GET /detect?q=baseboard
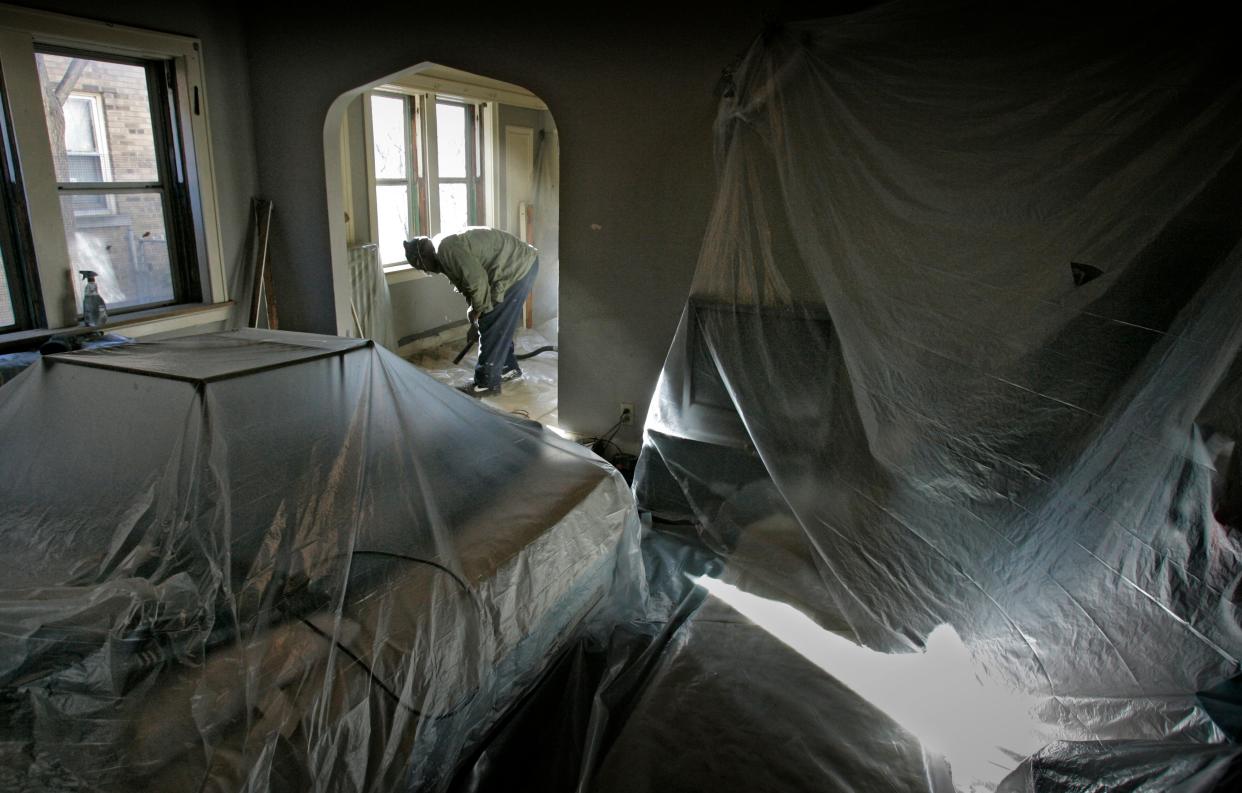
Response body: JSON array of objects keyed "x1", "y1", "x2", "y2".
[{"x1": 398, "y1": 319, "x2": 470, "y2": 358}]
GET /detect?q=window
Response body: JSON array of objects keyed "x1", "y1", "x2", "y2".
[
  {"x1": 0, "y1": 79, "x2": 38, "y2": 332},
  {"x1": 37, "y1": 51, "x2": 188, "y2": 313},
  {"x1": 370, "y1": 93, "x2": 412, "y2": 267},
  {"x1": 0, "y1": 249, "x2": 13, "y2": 329},
  {"x1": 367, "y1": 91, "x2": 485, "y2": 267},
  {"x1": 433, "y1": 99, "x2": 479, "y2": 235},
  {"x1": 0, "y1": 7, "x2": 226, "y2": 341},
  {"x1": 62, "y1": 93, "x2": 113, "y2": 215}
]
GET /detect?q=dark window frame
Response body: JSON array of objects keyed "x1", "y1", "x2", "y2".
[{"x1": 0, "y1": 70, "x2": 43, "y2": 332}]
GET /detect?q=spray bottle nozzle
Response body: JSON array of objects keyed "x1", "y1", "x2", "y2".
[{"x1": 79, "y1": 270, "x2": 98, "y2": 281}]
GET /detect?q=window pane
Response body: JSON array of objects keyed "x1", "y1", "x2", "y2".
[
  {"x1": 67, "y1": 153, "x2": 104, "y2": 183},
  {"x1": 63, "y1": 97, "x2": 97, "y2": 152},
  {"x1": 61, "y1": 192, "x2": 173, "y2": 311},
  {"x1": 436, "y1": 103, "x2": 467, "y2": 178},
  {"x1": 69, "y1": 193, "x2": 111, "y2": 215},
  {"x1": 0, "y1": 249, "x2": 14, "y2": 327},
  {"x1": 37, "y1": 54, "x2": 159, "y2": 183},
  {"x1": 375, "y1": 184, "x2": 409, "y2": 265},
  {"x1": 370, "y1": 95, "x2": 407, "y2": 180},
  {"x1": 439, "y1": 183, "x2": 468, "y2": 233}
]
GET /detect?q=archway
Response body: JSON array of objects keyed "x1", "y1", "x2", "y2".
[{"x1": 323, "y1": 62, "x2": 559, "y2": 422}]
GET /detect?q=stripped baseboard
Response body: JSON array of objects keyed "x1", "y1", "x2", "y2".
[{"x1": 398, "y1": 319, "x2": 470, "y2": 358}]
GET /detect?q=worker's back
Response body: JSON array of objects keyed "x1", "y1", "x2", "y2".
[{"x1": 435, "y1": 227, "x2": 537, "y2": 314}]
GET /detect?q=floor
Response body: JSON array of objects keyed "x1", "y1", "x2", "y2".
[
  {"x1": 408, "y1": 325, "x2": 559, "y2": 426},
  {"x1": 442, "y1": 517, "x2": 943, "y2": 793}
]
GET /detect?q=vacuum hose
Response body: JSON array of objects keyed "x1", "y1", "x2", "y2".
[{"x1": 453, "y1": 321, "x2": 556, "y2": 365}]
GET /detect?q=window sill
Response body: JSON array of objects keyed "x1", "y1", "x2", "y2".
[
  {"x1": 384, "y1": 264, "x2": 430, "y2": 285},
  {"x1": 0, "y1": 301, "x2": 234, "y2": 353}
]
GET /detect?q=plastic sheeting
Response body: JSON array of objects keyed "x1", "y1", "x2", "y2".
[
  {"x1": 410, "y1": 327, "x2": 559, "y2": 426},
  {"x1": 632, "y1": 2, "x2": 1242, "y2": 790},
  {"x1": 348, "y1": 243, "x2": 399, "y2": 351},
  {"x1": 0, "y1": 329, "x2": 641, "y2": 792},
  {"x1": 531, "y1": 127, "x2": 560, "y2": 339}
]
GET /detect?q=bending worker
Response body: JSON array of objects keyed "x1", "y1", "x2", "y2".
[{"x1": 404, "y1": 227, "x2": 539, "y2": 396}]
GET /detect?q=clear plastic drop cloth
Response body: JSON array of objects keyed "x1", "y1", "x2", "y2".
[
  {"x1": 627, "y1": 2, "x2": 1242, "y2": 790},
  {"x1": 409, "y1": 327, "x2": 559, "y2": 426},
  {"x1": 0, "y1": 328, "x2": 641, "y2": 792}
]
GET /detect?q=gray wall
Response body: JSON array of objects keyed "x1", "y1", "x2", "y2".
[
  {"x1": 13, "y1": 0, "x2": 260, "y2": 313},
  {"x1": 13, "y1": 2, "x2": 816, "y2": 446},
  {"x1": 390, "y1": 276, "x2": 467, "y2": 342},
  {"x1": 243, "y1": 10, "x2": 768, "y2": 445}
]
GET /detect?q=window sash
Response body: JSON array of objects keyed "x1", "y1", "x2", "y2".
[
  {"x1": 0, "y1": 78, "x2": 42, "y2": 331},
  {"x1": 34, "y1": 46, "x2": 199, "y2": 317},
  {"x1": 368, "y1": 90, "x2": 486, "y2": 267},
  {"x1": 0, "y1": 7, "x2": 223, "y2": 339}
]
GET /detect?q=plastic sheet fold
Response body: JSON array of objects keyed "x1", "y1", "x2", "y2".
[
  {"x1": 632, "y1": 2, "x2": 1242, "y2": 789},
  {"x1": 0, "y1": 329, "x2": 642, "y2": 792}
]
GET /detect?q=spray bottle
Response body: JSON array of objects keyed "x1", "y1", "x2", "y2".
[{"x1": 79, "y1": 270, "x2": 108, "y2": 328}]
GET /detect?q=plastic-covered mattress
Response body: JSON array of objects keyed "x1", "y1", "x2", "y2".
[{"x1": 0, "y1": 329, "x2": 642, "y2": 792}]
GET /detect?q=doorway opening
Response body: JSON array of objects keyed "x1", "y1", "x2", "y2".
[{"x1": 324, "y1": 63, "x2": 559, "y2": 424}]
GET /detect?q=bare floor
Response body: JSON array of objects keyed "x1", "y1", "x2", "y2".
[{"x1": 408, "y1": 327, "x2": 559, "y2": 426}]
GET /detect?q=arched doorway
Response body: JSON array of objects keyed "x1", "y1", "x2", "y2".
[{"x1": 323, "y1": 62, "x2": 559, "y2": 423}]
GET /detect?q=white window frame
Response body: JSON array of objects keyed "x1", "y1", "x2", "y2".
[
  {"x1": 363, "y1": 88, "x2": 487, "y2": 273},
  {"x1": 364, "y1": 90, "x2": 416, "y2": 268},
  {"x1": 0, "y1": 3, "x2": 228, "y2": 332}
]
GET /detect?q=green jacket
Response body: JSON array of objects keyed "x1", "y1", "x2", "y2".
[{"x1": 433, "y1": 227, "x2": 538, "y2": 316}]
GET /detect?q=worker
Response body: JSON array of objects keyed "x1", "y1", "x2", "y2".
[{"x1": 404, "y1": 227, "x2": 539, "y2": 396}]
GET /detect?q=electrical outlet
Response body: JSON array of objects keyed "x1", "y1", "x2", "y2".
[{"x1": 619, "y1": 402, "x2": 634, "y2": 425}]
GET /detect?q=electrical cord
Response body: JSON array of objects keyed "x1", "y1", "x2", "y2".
[
  {"x1": 581, "y1": 414, "x2": 638, "y2": 478},
  {"x1": 349, "y1": 550, "x2": 473, "y2": 595},
  {"x1": 298, "y1": 550, "x2": 483, "y2": 720}
]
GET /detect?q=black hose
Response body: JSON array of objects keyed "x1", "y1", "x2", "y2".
[
  {"x1": 515, "y1": 345, "x2": 556, "y2": 361},
  {"x1": 298, "y1": 550, "x2": 483, "y2": 720}
]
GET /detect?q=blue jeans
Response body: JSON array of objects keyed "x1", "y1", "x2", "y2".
[{"x1": 475, "y1": 258, "x2": 539, "y2": 389}]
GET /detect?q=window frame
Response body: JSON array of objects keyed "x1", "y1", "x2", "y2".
[
  {"x1": 0, "y1": 67, "x2": 41, "y2": 332},
  {"x1": 61, "y1": 90, "x2": 116, "y2": 217},
  {"x1": 0, "y1": 4, "x2": 228, "y2": 341},
  {"x1": 366, "y1": 90, "x2": 419, "y2": 267},
  {"x1": 364, "y1": 88, "x2": 485, "y2": 269},
  {"x1": 431, "y1": 97, "x2": 479, "y2": 234}
]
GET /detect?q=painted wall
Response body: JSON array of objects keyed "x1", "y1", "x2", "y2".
[
  {"x1": 12, "y1": 0, "x2": 260, "y2": 316},
  {"x1": 12, "y1": 2, "x2": 828, "y2": 446},
  {"x1": 242, "y1": 9, "x2": 772, "y2": 445}
]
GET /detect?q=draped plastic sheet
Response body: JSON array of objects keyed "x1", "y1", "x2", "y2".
[
  {"x1": 632, "y1": 2, "x2": 1242, "y2": 790},
  {"x1": 0, "y1": 329, "x2": 642, "y2": 792}
]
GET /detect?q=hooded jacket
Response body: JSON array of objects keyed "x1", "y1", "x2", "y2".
[{"x1": 430, "y1": 227, "x2": 538, "y2": 316}]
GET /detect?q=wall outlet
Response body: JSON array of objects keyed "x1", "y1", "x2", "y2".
[{"x1": 619, "y1": 402, "x2": 634, "y2": 425}]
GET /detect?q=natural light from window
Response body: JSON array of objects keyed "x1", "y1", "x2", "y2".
[{"x1": 37, "y1": 53, "x2": 174, "y2": 311}]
